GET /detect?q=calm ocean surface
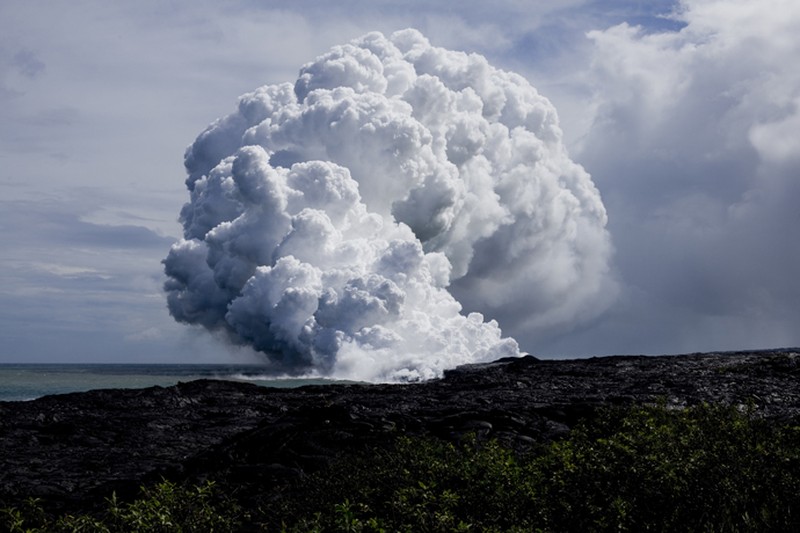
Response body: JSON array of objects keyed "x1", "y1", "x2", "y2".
[{"x1": 0, "y1": 364, "x2": 348, "y2": 402}]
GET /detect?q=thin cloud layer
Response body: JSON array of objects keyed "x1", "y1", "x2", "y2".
[{"x1": 164, "y1": 29, "x2": 615, "y2": 380}]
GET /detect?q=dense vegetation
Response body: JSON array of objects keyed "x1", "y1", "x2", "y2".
[{"x1": 4, "y1": 402, "x2": 800, "y2": 532}]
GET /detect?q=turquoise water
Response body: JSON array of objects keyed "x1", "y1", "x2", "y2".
[{"x1": 0, "y1": 364, "x2": 347, "y2": 402}]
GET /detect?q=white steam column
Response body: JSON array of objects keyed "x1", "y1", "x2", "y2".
[{"x1": 163, "y1": 30, "x2": 614, "y2": 381}]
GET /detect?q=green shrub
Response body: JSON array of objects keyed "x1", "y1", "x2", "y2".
[
  {"x1": 1, "y1": 480, "x2": 240, "y2": 533},
  {"x1": 267, "y1": 435, "x2": 537, "y2": 532},
  {"x1": 271, "y1": 403, "x2": 800, "y2": 532},
  {"x1": 104, "y1": 479, "x2": 240, "y2": 532},
  {"x1": 4, "y1": 403, "x2": 800, "y2": 532},
  {"x1": 530, "y1": 403, "x2": 800, "y2": 531}
]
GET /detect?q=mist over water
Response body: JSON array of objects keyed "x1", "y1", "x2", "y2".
[{"x1": 163, "y1": 29, "x2": 615, "y2": 381}]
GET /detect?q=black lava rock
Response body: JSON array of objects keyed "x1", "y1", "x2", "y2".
[{"x1": 1, "y1": 349, "x2": 799, "y2": 515}]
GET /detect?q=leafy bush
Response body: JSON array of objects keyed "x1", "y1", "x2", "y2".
[
  {"x1": 1, "y1": 480, "x2": 240, "y2": 533},
  {"x1": 4, "y1": 403, "x2": 800, "y2": 532},
  {"x1": 272, "y1": 436, "x2": 532, "y2": 532},
  {"x1": 271, "y1": 403, "x2": 800, "y2": 532},
  {"x1": 530, "y1": 403, "x2": 800, "y2": 531}
]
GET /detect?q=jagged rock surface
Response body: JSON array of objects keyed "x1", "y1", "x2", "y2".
[{"x1": 1, "y1": 350, "x2": 799, "y2": 515}]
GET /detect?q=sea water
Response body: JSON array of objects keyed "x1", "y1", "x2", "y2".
[{"x1": 0, "y1": 364, "x2": 346, "y2": 402}]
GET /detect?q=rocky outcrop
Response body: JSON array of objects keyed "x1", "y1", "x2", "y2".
[{"x1": 1, "y1": 350, "x2": 799, "y2": 515}]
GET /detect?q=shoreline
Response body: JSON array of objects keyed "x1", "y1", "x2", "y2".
[{"x1": 2, "y1": 349, "x2": 799, "y2": 516}]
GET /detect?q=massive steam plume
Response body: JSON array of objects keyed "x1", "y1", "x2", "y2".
[{"x1": 163, "y1": 29, "x2": 613, "y2": 381}]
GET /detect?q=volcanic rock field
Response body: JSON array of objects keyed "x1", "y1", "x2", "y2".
[{"x1": 1, "y1": 350, "x2": 799, "y2": 516}]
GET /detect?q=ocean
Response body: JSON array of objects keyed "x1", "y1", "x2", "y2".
[{"x1": 0, "y1": 364, "x2": 348, "y2": 402}]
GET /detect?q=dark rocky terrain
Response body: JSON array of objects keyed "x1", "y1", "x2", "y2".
[{"x1": 1, "y1": 349, "x2": 799, "y2": 516}]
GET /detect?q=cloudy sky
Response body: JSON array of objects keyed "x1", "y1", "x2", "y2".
[{"x1": 1, "y1": 0, "x2": 798, "y2": 365}]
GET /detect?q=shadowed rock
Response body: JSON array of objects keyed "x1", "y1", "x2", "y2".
[{"x1": 1, "y1": 349, "x2": 799, "y2": 515}]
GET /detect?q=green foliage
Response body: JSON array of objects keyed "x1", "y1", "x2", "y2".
[
  {"x1": 4, "y1": 403, "x2": 800, "y2": 532},
  {"x1": 530, "y1": 403, "x2": 800, "y2": 531},
  {"x1": 0, "y1": 480, "x2": 240, "y2": 533},
  {"x1": 270, "y1": 435, "x2": 533, "y2": 532},
  {"x1": 271, "y1": 403, "x2": 800, "y2": 532},
  {"x1": 104, "y1": 479, "x2": 240, "y2": 532}
]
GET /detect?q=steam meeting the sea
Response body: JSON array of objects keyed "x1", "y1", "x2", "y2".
[
  {"x1": 162, "y1": 29, "x2": 613, "y2": 382},
  {"x1": 3, "y1": 3, "x2": 800, "y2": 529},
  {"x1": 3, "y1": 0, "x2": 799, "y2": 374}
]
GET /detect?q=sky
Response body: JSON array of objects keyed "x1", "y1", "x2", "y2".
[{"x1": 1, "y1": 0, "x2": 798, "y2": 366}]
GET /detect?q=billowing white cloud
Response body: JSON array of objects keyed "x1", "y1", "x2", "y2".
[
  {"x1": 557, "y1": 0, "x2": 800, "y2": 355},
  {"x1": 164, "y1": 29, "x2": 615, "y2": 380}
]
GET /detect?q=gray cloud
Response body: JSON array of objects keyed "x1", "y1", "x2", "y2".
[
  {"x1": 12, "y1": 49, "x2": 45, "y2": 78},
  {"x1": 5, "y1": 0, "x2": 794, "y2": 367},
  {"x1": 539, "y1": 0, "x2": 800, "y2": 356},
  {"x1": 0, "y1": 199, "x2": 216, "y2": 363}
]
